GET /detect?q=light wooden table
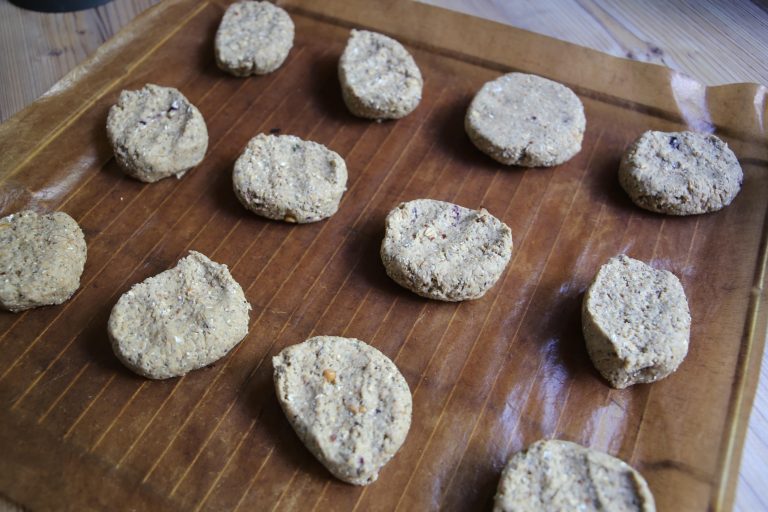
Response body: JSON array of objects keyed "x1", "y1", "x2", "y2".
[{"x1": 0, "y1": 0, "x2": 766, "y2": 510}]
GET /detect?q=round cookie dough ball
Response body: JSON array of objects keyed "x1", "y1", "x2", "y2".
[
  {"x1": 0, "y1": 210, "x2": 87, "y2": 312},
  {"x1": 494, "y1": 440, "x2": 656, "y2": 512},
  {"x1": 233, "y1": 133, "x2": 348, "y2": 223},
  {"x1": 619, "y1": 130, "x2": 743, "y2": 215},
  {"x1": 338, "y1": 29, "x2": 423, "y2": 120},
  {"x1": 108, "y1": 251, "x2": 251, "y2": 379},
  {"x1": 273, "y1": 335, "x2": 412, "y2": 485},
  {"x1": 465, "y1": 72, "x2": 586, "y2": 167},
  {"x1": 107, "y1": 84, "x2": 208, "y2": 183},
  {"x1": 380, "y1": 199, "x2": 513, "y2": 301},
  {"x1": 582, "y1": 255, "x2": 690, "y2": 389},
  {"x1": 215, "y1": 1, "x2": 294, "y2": 76}
]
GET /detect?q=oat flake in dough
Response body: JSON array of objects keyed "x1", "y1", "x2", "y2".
[
  {"x1": 273, "y1": 336, "x2": 412, "y2": 485},
  {"x1": 380, "y1": 199, "x2": 513, "y2": 301},
  {"x1": 108, "y1": 251, "x2": 250, "y2": 379}
]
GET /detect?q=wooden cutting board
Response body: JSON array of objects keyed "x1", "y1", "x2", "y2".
[{"x1": 0, "y1": 0, "x2": 766, "y2": 510}]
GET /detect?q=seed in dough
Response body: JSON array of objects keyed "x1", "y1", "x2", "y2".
[
  {"x1": 338, "y1": 29, "x2": 423, "y2": 120},
  {"x1": 233, "y1": 133, "x2": 348, "y2": 223},
  {"x1": 582, "y1": 255, "x2": 690, "y2": 389},
  {"x1": 494, "y1": 439, "x2": 656, "y2": 512},
  {"x1": 108, "y1": 251, "x2": 251, "y2": 379},
  {"x1": 215, "y1": 1, "x2": 294, "y2": 76},
  {"x1": 619, "y1": 130, "x2": 743, "y2": 215},
  {"x1": 380, "y1": 199, "x2": 513, "y2": 301},
  {"x1": 465, "y1": 72, "x2": 586, "y2": 167},
  {"x1": 273, "y1": 335, "x2": 412, "y2": 485},
  {"x1": 107, "y1": 84, "x2": 208, "y2": 183},
  {"x1": 0, "y1": 210, "x2": 87, "y2": 312}
]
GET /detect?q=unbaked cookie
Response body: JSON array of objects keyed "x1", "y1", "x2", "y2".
[
  {"x1": 233, "y1": 133, "x2": 348, "y2": 223},
  {"x1": 215, "y1": 1, "x2": 294, "y2": 76},
  {"x1": 619, "y1": 130, "x2": 743, "y2": 215},
  {"x1": 108, "y1": 251, "x2": 250, "y2": 379},
  {"x1": 0, "y1": 210, "x2": 87, "y2": 312},
  {"x1": 338, "y1": 29, "x2": 423, "y2": 120},
  {"x1": 582, "y1": 255, "x2": 690, "y2": 389},
  {"x1": 273, "y1": 335, "x2": 412, "y2": 485},
  {"x1": 380, "y1": 199, "x2": 512, "y2": 301},
  {"x1": 494, "y1": 440, "x2": 655, "y2": 512},
  {"x1": 107, "y1": 84, "x2": 208, "y2": 183},
  {"x1": 465, "y1": 72, "x2": 585, "y2": 167}
]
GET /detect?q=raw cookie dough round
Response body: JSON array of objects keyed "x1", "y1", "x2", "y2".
[
  {"x1": 494, "y1": 440, "x2": 656, "y2": 512},
  {"x1": 215, "y1": 1, "x2": 294, "y2": 76},
  {"x1": 0, "y1": 210, "x2": 87, "y2": 312},
  {"x1": 108, "y1": 251, "x2": 251, "y2": 379},
  {"x1": 582, "y1": 255, "x2": 690, "y2": 389},
  {"x1": 465, "y1": 72, "x2": 586, "y2": 167},
  {"x1": 619, "y1": 130, "x2": 743, "y2": 215},
  {"x1": 107, "y1": 84, "x2": 208, "y2": 183},
  {"x1": 273, "y1": 335, "x2": 412, "y2": 485},
  {"x1": 380, "y1": 199, "x2": 513, "y2": 301},
  {"x1": 233, "y1": 133, "x2": 348, "y2": 223},
  {"x1": 338, "y1": 29, "x2": 423, "y2": 120}
]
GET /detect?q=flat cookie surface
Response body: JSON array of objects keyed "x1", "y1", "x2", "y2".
[
  {"x1": 215, "y1": 1, "x2": 294, "y2": 76},
  {"x1": 380, "y1": 199, "x2": 513, "y2": 301},
  {"x1": 465, "y1": 72, "x2": 585, "y2": 167},
  {"x1": 338, "y1": 29, "x2": 423, "y2": 120},
  {"x1": 273, "y1": 336, "x2": 412, "y2": 485},
  {"x1": 106, "y1": 84, "x2": 208, "y2": 183},
  {"x1": 582, "y1": 255, "x2": 690, "y2": 389},
  {"x1": 233, "y1": 133, "x2": 348, "y2": 223},
  {"x1": 108, "y1": 251, "x2": 251, "y2": 379},
  {"x1": 0, "y1": 210, "x2": 87, "y2": 312},
  {"x1": 619, "y1": 130, "x2": 743, "y2": 215},
  {"x1": 494, "y1": 440, "x2": 655, "y2": 512}
]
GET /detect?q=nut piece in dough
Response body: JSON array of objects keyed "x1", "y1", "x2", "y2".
[
  {"x1": 338, "y1": 29, "x2": 423, "y2": 120},
  {"x1": 0, "y1": 210, "x2": 87, "y2": 312},
  {"x1": 380, "y1": 199, "x2": 513, "y2": 301},
  {"x1": 619, "y1": 130, "x2": 743, "y2": 215},
  {"x1": 494, "y1": 439, "x2": 656, "y2": 512},
  {"x1": 273, "y1": 336, "x2": 412, "y2": 485},
  {"x1": 233, "y1": 133, "x2": 348, "y2": 223},
  {"x1": 215, "y1": 1, "x2": 294, "y2": 76},
  {"x1": 108, "y1": 251, "x2": 251, "y2": 379},
  {"x1": 465, "y1": 72, "x2": 586, "y2": 167},
  {"x1": 107, "y1": 84, "x2": 208, "y2": 183},
  {"x1": 582, "y1": 255, "x2": 690, "y2": 389}
]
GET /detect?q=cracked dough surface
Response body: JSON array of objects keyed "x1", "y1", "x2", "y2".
[
  {"x1": 582, "y1": 254, "x2": 690, "y2": 389},
  {"x1": 233, "y1": 133, "x2": 348, "y2": 223},
  {"x1": 0, "y1": 210, "x2": 87, "y2": 312},
  {"x1": 338, "y1": 29, "x2": 423, "y2": 120},
  {"x1": 108, "y1": 251, "x2": 251, "y2": 379},
  {"x1": 107, "y1": 84, "x2": 208, "y2": 183},
  {"x1": 215, "y1": 1, "x2": 294, "y2": 76},
  {"x1": 380, "y1": 198, "x2": 513, "y2": 301},
  {"x1": 619, "y1": 130, "x2": 743, "y2": 215},
  {"x1": 465, "y1": 72, "x2": 585, "y2": 167},
  {"x1": 273, "y1": 336, "x2": 412, "y2": 485},
  {"x1": 494, "y1": 439, "x2": 655, "y2": 512}
]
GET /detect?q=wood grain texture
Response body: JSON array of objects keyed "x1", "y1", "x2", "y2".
[{"x1": 0, "y1": 1, "x2": 766, "y2": 511}]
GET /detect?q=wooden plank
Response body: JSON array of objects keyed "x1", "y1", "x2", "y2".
[{"x1": 0, "y1": 0, "x2": 766, "y2": 510}]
